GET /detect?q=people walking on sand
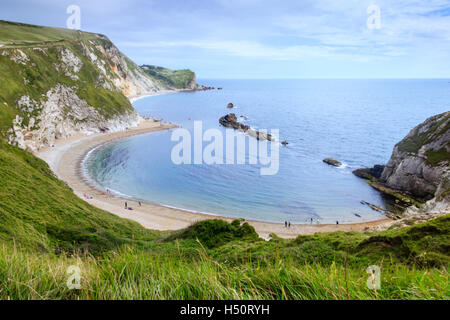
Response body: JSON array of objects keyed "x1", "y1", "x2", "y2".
[
  {"x1": 310, "y1": 217, "x2": 313, "y2": 224},
  {"x1": 138, "y1": 201, "x2": 142, "y2": 207},
  {"x1": 336, "y1": 221, "x2": 339, "y2": 225},
  {"x1": 285, "y1": 221, "x2": 287, "y2": 228},
  {"x1": 125, "y1": 201, "x2": 128, "y2": 209},
  {"x1": 288, "y1": 221, "x2": 291, "y2": 228}
]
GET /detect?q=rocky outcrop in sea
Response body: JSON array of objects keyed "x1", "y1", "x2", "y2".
[
  {"x1": 219, "y1": 113, "x2": 274, "y2": 141},
  {"x1": 323, "y1": 158, "x2": 342, "y2": 167}
]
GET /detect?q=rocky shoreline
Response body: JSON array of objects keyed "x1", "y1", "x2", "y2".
[{"x1": 352, "y1": 111, "x2": 449, "y2": 229}]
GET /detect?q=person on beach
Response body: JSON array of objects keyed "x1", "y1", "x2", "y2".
[
  {"x1": 288, "y1": 222, "x2": 291, "y2": 228},
  {"x1": 138, "y1": 201, "x2": 142, "y2": 207},
  {"x1": 285, "y1": 221, "x2": 287, "y2": 228},
  {"x1": 125, "y1": 201, "x2": 127, "y2": 209},
  {"x1": 336, "y1": 221, "x2": 339, "y2": 225},
  {"x1": 310, "y1": 218, "x2": 313, "y2": 224}
]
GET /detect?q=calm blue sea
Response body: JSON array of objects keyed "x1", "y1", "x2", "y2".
[{"x1": 86, "y1": 79, "x2": 450, "y2": 224}]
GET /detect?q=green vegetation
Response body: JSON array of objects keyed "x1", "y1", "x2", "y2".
[
  {"x1": 0, "y1": 20, "x2": 99, "y2": 45},
  {"x1": 0, "y1": 21, "x2": 135, "y2": 136},
  {"x1": 396, "y1": 112, "x2": 450, "y2": 167},
  {"x1": 141, "y1": 65, "x2": 196, "y2": 89},
  {"x1": 0, "y1": 20, "x2": 447, "y2": 300},
  {"x1": 0, "y1": 140, "x2": 161, "y2": 254},
  {"x1": 425, "y1": 147, "x2": 450, "y2": 166},
  {"x1": 0, "y1": 140, "x2": 448, "y2": 299}
]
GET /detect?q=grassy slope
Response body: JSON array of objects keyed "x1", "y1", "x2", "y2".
[
  {"x1": 0, "y1": 140, "x2": 161, "y2": 254},
  {"x1": 0, "y1": 20, "x2": 447, "y2": 300},
  {"x1": 0, "y1": 140, "x2": 448, "y2": 299},
  {"x1": 141, "y1": 64, "x2": 196, "y2": 89},
  {"x1": 0, "y1": 20, "x2": 99, "y2": 45},
  {"x1": 0, "y1": 20, "x2": 134, "y2": 136}
]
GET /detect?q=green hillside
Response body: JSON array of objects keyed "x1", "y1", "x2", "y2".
[
  {"x1": 0, "y1": 139, "x2": 448, "y2": 299},
  {"x1": 0, "y1": 21, "x2": 135, "y2": 139},
  {"x1": 0, "y1": 140, "x2": 161, "y2": 254},
  {"x1": 0, "y1": 20, "x2": 99, "y2": 45},
  {"x1": 0, "y1": 20, "x2": 447, "y2": 300},
  {"x1": 141, "y1": 64, "x2": 197, "y2": 89}
]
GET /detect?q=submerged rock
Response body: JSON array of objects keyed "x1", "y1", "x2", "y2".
[{"x1": 323, "y1": 158, "x2": 342, "y2": 167}]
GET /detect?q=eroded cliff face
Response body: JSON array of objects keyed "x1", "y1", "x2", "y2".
[
  {"x1": 0, "y1": 32, "x2": 164, "y2": 152},
  {"x1": 380, "y1": 111, "x2": 450, "y2": 200},
  {"x1": 370, "y1": 170, "x2": 449, "y2": 231},
  {"x1": 8, "y1": 85, "x2": 140, "y2": 151}
]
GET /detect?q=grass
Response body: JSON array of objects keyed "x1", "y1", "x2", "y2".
[
  {"x1": 0, "y1": 139, "x2": 162, "y2": 254},
  {"x1": 141, "y1": 65, "x2": 197, "y2": 89},
  {"x1": 0, "y1": 20, "x2": 200, "y2": 139},
  {"x1": 426, "y1": 147, "x2": 450, "y2": 166},
  {"x1": 0, "y1": 243, "x2": 447, "y2": 300},
  {"x1": 0, "y1": 33, "x2": 134, "y2": 135},
  {"x1": 0, "y1": 20, "x2": 448, "y2": 300},
  {"x1": 396, "y1": 112, "x2": 450, "y2": 167},
  {"x1": 0, "y1": 139, "x2": 448, "y2": 299},
  {"x1": 0, "y1": 20, "x2": 99, "y2": 45}
]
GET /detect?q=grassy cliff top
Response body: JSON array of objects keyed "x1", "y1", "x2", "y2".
[
  {"x1": 141, "y1": 64, "x2": 197, "y2": 89},
  {"x1": 396, "y1": 111, "x2": 450, "y2": 166},
  {"x1": 0, "y1": 20, "x2": 100, "y2": 46}
]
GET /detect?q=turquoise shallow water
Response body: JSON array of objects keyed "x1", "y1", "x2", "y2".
[{"x1": 86, "y1": 79, "x2": 450, "y2": 224}]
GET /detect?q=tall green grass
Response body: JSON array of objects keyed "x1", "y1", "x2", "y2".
[
  {"x1": 0, "y1": 243, "x2": 447, "y2": 300},
  {"x1": 0, "y1": 116, "x2": 448, "y2": 300}
]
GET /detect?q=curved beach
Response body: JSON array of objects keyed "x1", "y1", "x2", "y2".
[{"x1": 36, "y1": 117, "x2": 391, "y2": 239}]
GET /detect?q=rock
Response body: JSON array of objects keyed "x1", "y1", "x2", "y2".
[
  {"x1": 323, "y1": 158, "x2": 342, "y2": 167},
  {"x1": 219, "y1": 113, "x2": 238, "y2": 127},
  {"x1": 360, "y1": 200, "x2": 384, "y2": 212},
  {"x1": 227, "y1": 103, "x2": 234, "y2": 108},
  {"x1": 353, "y1": 165, "x2": 385, "y2": 180},
  {"x1": 380, "y1": 111, "x2": 450, "y2": 199},
  {"x1": 353, "y1": 112, "x2": 449, "y2": 231},
  {"x1": 219, "y1": 113, "x2": 274, "y2": 142},
  {"x1": 369, "y1": 171, "x2": 450, "y2": 232}
]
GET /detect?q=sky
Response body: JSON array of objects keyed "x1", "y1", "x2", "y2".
[{"x1": 1, "y1": 0, "x2": 450, "y2": 79}]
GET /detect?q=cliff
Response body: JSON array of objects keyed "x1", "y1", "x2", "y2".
[
  {"x1": 380, "y1": 111, "x2": 450, "y2": 200},
  {"x1": 354, "y1": 111, "x2": 449, "y2": 226},
  {"x1": 141, "y1": 65, "x2": 199, "y2": 90},
  {"x1": 0, "y1": 20, "x2": 198, "y2": 152}
]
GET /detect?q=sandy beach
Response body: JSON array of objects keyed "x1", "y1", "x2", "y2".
[{"x1": 36, "y1": 116, "x2": 391, "y2": 239}]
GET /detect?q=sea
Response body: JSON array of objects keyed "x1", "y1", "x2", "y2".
[{"x1": 85, "y1": 79, "x2": 450, "y2": 224}]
